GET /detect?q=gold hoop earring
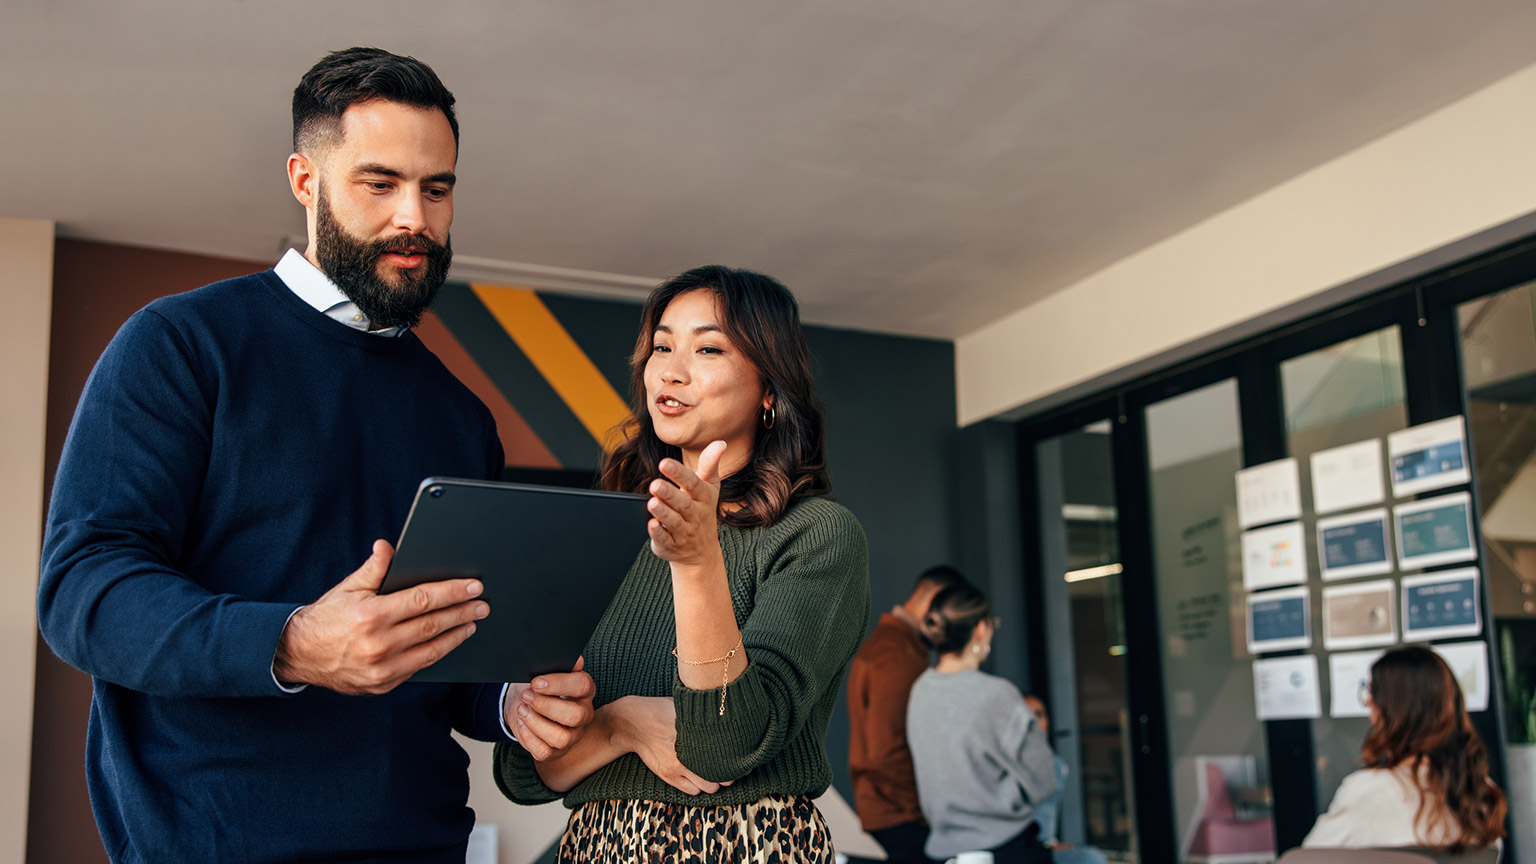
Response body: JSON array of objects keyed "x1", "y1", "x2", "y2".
[{"x1": 761, "y1": 404, "x2": 776, "y2": 429}]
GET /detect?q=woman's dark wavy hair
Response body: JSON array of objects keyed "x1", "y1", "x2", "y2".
[
  {"x1": 923, "y1": 583, "x2": 990, "y2": 655},
  {"x1": 1362, "y1": 645, "x2": 1506, "y2": 852},
  {"x1": 599, "y1": 265, "x2": 831, "y2": 527}
]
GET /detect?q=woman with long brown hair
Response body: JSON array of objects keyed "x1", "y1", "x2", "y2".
[
  {"x1": 1303, "y1": 645, "x2": 1506, "y2": 852},
  {"x1": 493, "y1": 265, "x2": 870, "y2": 863}
]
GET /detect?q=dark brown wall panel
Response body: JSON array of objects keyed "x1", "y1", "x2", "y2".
[{"x1": 30, "y1": 239, "x2": 270, "y2": 864}]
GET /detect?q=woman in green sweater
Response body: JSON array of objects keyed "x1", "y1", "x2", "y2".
[{"x1": 495, "y1": 265, "x2": 870, "y2": 863}]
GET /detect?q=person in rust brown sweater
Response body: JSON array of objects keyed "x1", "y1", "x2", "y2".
[{"x1": 847, "y1": 565, "x2": 968, "y2": 863}]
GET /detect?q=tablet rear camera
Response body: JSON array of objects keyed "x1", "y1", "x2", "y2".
[{"x1": 429, "y1": 486, "x2": 444, "y2": 499}]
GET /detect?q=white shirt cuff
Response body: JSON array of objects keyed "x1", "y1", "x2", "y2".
[
  {"x1": 271, "y1": 607, "x2": 308, "y2": 694},
  {"x1": 499, "y1": 682, "x2": 518, "y2": 741}
]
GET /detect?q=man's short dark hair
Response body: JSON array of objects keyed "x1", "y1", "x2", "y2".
[
  {"x1": 292, "y1": 47, "x2": 459, "y2": 155},
  {"x1": 915, "y1": 565, "x2": 966, "y2": 592}
]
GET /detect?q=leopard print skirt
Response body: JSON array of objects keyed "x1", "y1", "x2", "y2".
[{"x1": 556, "y1": 793, "x2": 833, "y2": 863}]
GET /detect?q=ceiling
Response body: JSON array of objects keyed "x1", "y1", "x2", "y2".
[{"x1": 5, "y1": 1, "x2": 1535, "y2": 339}]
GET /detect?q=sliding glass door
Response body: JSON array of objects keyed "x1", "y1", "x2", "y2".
[
  {"x1": 1037, "y1": 420, "x2": 1136, "y2": 859},
  {"x1": 1141, "y1": 380, "x2": 1279, "y2": 863},
  {"x1": 1458, "y1": 278, "x2": 1536, "y2": 859},
  {"x1": 1276, "y1": 327, "x2": 1409, "y2": 809}
]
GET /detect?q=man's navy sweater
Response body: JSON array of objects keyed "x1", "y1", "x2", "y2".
[{"x1": 39, "y1": 270, "x2": 510, "y2": 863}]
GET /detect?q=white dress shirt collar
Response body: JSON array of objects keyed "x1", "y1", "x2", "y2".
[{"x1": 273, "y1": 248, "x2": 405, "y2": 337}]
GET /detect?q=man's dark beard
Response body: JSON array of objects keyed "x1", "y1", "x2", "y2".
[{"x1": 314, "y1": 188, "x2": 452, "y2": 330}]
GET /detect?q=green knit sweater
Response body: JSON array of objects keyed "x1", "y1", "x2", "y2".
[{"x1": 494, "y1": 495, "x2": 870, "y2": 808}]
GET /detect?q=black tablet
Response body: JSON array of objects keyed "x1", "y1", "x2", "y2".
[{"x1": 379, "y1": 477, "x2": 649, "y2": 683}]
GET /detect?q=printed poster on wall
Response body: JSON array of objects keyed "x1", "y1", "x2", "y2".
[
  {"x1": 1401, "y1": 568, "x2": 1482, "y2": 641},
  {"x1": 1316, "y1": 508, "x2": 1393, "y2": 581},
  {"x1": 1328, "y1": 649, "x2": 1385, "y2": 718},
  {"x1": 1237, "y1": 458, "x2": 1302, "y2": 529},
  {"x1": 1246, "y1": 586, "x2": 1311, "y2": 654},
  {"x1": 1310, "y1": 439, "x2": 1386, "y2": 515},
  {"x1": 1431, "y1": 641, "x2": 1491, "y2": 712},
  {"x1": 1388, "y1": 417, "x2": 1470, "y2": 498},
  {"x1": 1241, "y1": 521, "x2": 1309, "y2": 591},
  {"x1": 1254, "y1": 654, "x2": 1322, "y2": 720},
  {"x1": 1394, "y1": 492, "x2": 1477, "y2": 570},
  {"x1": 1322, "y1": 579, "x2": 1397, "y2": 650}
]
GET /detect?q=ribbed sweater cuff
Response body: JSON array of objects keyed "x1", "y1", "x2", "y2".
[
  {"x1": 492, "y1": 741, "x2": 561, "y2": 806},
  {"x1": 673, "y1": 665, "x2": 774, "y2": 782},
  {"x1": 229, "y1": 600, "x2": 309, "y2": 697}
]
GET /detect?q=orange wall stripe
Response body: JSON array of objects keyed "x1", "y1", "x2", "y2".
[
  {"x1": 469, "y1": 284, "x2": 631, "y2": 452},
  {"x1": 414, "y1": 311, "x2": 561, "y2": 469}
]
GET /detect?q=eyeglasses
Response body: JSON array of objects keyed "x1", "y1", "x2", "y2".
[{"x1": 989, "y1": 616, "x2": 1003, "y2": 631}]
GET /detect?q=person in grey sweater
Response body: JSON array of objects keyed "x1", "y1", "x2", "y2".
[{"x1": 907, "y1": 583, "x2": 1057, "y2": 863}]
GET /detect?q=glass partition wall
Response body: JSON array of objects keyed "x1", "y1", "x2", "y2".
[
  {"x1": 1277, "y1": 328, "x2": 1408, "y2": 808},
  {"x1": 1142, "y1": 380, "x2": 1273, "y2": 863},
  {"x1": 1458, "y1": 279, "x2": 1536, "y2": 860},
  {"x1": 1037, "y1": 421, "x2": 1136, "y2": 859},
  {"x1": 1018, "y1": 236, "x2": 1536, "y2": 862}
]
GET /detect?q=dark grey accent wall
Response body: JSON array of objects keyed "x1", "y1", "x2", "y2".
[
  {"x1": 803, "y1": 325, "x2": 960, "y2": 800},
  {"x1": 953, "y1": 420, "x2": 1031, "y2": 691}
]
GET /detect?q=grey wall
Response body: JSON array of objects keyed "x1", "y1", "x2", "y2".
[
  {"x1": 804, "y1": 324, "x2": 960, "y2": 800},
  {"x1": 953, "y1": 420, "x2": 1031, "y2": 691}
]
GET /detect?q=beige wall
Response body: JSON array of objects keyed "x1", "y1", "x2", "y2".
[
  {"x1": 460, "y1": 735, "x2": 570, "y2": 864},
  {"x1": 957, "y1": 61, "x2": 1536, "y2": 426},
  {"x1": 0, "y1": 218, "x2": 54, "y2": 864}
]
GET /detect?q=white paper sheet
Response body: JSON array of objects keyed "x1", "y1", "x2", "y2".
[
  {"x1": 1237, "y1": 458, "x2": 1302, "y2": 529},
  {"x1": 1246, "y1": 586, "x2": 1311, "y2": 654},
  {"x1": 1254, "y1": 655, "x2": 1322, "y2": 720},
  {"x1": 1241, "y1": 521, "x2": 1309, "y2": 590},
  {"x1": 1328, "y1": 649, "x2": 1384, "y2": 718},
  {"x1": 1388, "y1": 417, "x2": 1470, "y2": 498},
  {"x1": 1394, "y1": 492, "x2": 1477, "y2": 570},
  {"x1": 1402, "y1": 568, "x2": 1483, "y2": 641},
  {"x1": 1311, "y1": 439, "x2": 1385, "y2": 515},
  {"x1": 1316, "y1": 508, "x2": 1394, "y2": 582},
  {"x1": 1430, "y1": 641, "x2": 1491, "y2": 712},
  {"x1": 1322, "y1": 579, "x2": 1398, "y2": 650}
]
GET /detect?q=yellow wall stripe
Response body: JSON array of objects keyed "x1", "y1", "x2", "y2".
[{"x1": 470, "y1": 284, "x2": 631, "y2": 452}]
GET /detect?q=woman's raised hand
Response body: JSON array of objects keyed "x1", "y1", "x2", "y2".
[{"x1": 647, "y1": 440, "x2": 727, "y2": 567}]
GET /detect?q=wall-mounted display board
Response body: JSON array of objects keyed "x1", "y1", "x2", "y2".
[
  {"x1": 1401, "y1": 568, "x2": 1482, "y2": 641},
  {"x1": 1310, "y1": 439, "x2": 1385, "y2": 516},
  {"x1": 1316, "y1": 508, "x2": 1393, "y2": 582},
  {"x1": 1246, "y1": 586, "x2": 1311, "y2": 654},
  {"x1": 1322, "y1": 579, "x2": 1397, "y2": 650},
  {"x1": 1393, "y1": 492, "x2": 1477, "y2": 570},
  {"x1": 1387, "y1": 416, "x2": 1470, "y2": 498},
  {"x1": 1242, "y1": 521, "x2": 1308, "y2": 590},
  {"x1": 1237, "y1": 457, "x2": 1302, "y2": 529}
]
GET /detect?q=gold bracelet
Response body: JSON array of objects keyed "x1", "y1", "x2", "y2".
[{"x1": 672, "y1": 637, "x2": 743, "y2": 716}]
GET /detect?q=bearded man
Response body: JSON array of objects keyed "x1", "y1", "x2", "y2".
[{"x1": 38, "y1": 47, "x2": 594, "y2": 863}]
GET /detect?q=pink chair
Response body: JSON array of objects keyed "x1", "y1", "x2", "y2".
[{"x1": 1185, "y1": 760, "x2": 1276, "y2": 863}]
